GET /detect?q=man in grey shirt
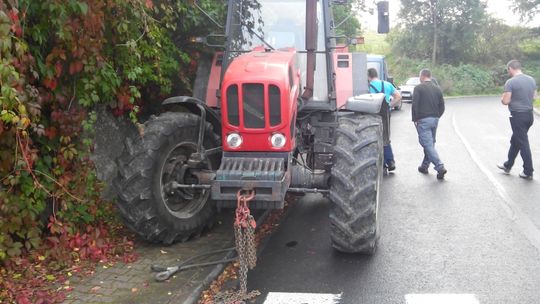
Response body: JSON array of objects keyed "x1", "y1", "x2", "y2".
[{"x1": 498, "y1": 60, "x2": 537, "y2": 179}]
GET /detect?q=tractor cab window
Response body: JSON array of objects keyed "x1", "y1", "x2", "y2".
[
  {"x1": 226, "y1": 0, "x2": 329, "y2": 101},
  {"x1": 227, "y1": 0, "x2": 307, "y2": 53}
]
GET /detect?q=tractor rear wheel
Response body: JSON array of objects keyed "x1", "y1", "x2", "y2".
[
  {"x1": 329, "y1": 113, "x2": 383, "y2": 254},
  {"x1": 113, "y1": 112, "x2": 221, "y2": 244}
]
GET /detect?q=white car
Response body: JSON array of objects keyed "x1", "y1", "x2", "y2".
[{"x1": 398, "y1": 77, "x2": 439, "y2": 103}]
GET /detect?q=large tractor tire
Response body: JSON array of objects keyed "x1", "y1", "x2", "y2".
[
  {"x1": 113, "y1": 112, "x2": 221, "y2": 244},
  {"x1": 329, "y1": 113, "x2": 383, "y2": 254}
]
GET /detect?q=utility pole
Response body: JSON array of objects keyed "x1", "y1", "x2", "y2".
[{"x1": 430, "y1": 0, "x2": 437, "y2": 67}]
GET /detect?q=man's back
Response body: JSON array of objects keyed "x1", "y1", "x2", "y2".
[
  {"x1": 412, "y1": 81, "x2": 445, "y2": 122},
  {"x1": 504, "y1": 74, "x2": 536, "y2": 113},
  {"x1": 369, "y1": 79, "x2": 396, "y2": 103}
]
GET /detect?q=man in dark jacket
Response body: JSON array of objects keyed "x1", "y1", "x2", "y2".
[{"x1": 412, "y1": 69, "x2": 447, "y2": 179}]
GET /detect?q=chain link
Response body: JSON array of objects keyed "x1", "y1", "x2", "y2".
[{"x1": 214, "y1": 190, "x2": 260, "y2": 304}]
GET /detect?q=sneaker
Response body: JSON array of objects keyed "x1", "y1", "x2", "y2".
[
  {"x1": 497, "y1": 164, "x2": 511, "y2": 174},
  {"x1": 436, "y1": 167, "x2": 447, "y2": 180},
  {"x1": 387, "y1": 160, "x2": 396, "y2": 172},
  {"x1": 519, "y1": 172, "x2": 533, "y2": 180},
  {"x1": 418, "y1": 166, "x2": 428, "y2": 174}
]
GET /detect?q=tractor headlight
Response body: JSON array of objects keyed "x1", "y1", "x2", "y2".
[
  {"x1": 226, "y1": 133, "x2": 243, "y2": 148},
  {"x1": 270, "y1": 133, "x2": 286, "y2": 148}
]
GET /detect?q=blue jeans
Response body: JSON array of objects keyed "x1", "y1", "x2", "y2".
[
  {"x1": 415, "y1": 117, "x2": 444, "y2": 171},
  {"x1": 505, "y1": 111, "x2": 534, "y2": 175},
  {"x1": 384, "y1": 145, "x2": 394, "y2": 165}
]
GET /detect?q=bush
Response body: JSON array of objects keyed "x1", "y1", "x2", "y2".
[
  {"x1": 388, "y1": 56, "x2": 503, "y2": 95},
  {"x1": 0, "y1": 0, "x2": 224, "y2": 302}
]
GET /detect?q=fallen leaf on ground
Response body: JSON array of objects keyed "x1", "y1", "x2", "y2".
[{"x1": 90, "y1": 286, "x2": 101, "y2": 292}]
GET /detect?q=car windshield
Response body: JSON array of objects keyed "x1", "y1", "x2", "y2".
[{"x1": 405, "y1": 77, "x2": 420, "y2": 85}]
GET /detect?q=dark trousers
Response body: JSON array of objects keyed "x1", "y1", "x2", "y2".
[
  {"x1": 379, "y1": 101, "x2": 394, "y2": 165},
  {"x1": 505, "y1": 111, "x2": 534, "y2": 175}
]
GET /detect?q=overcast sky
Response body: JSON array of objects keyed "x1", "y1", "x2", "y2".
[{"x1": 359, "y1": 0, "x2": 540, "y2": 31}]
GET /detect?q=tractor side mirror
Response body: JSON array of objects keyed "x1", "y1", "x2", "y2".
[
  {"x1": 349, "y1": 36, "x2": 365, "y2": 46},
  {"x1": 305, "y1": 0, "x2": 318, "y2": 51},
  {"x1": 377, "y1": 1, "x2": 390, "y2": 34}
]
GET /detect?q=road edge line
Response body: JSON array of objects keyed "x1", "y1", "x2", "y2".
[{"x1": 452, "y1": 113, "x2": 540, "y2": 253}]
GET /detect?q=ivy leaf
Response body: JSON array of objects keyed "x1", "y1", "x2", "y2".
[{"x1": 77, "y1": 2, "x2": 89, "y2": 15}]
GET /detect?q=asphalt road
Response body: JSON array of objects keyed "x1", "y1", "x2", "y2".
[{"x1": 247, "y1": 97, "x2": 540, "y2": 304}]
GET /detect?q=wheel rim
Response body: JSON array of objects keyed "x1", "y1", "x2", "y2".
[{"x1": 159, "y1": 142, "x2": 211, "y2": 219}]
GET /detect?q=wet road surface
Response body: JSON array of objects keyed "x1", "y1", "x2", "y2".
[{"x1": 247, "y1": 97, "x2": 540, "y2": 304}]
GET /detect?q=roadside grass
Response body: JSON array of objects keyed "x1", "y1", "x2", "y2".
[{"x1": 535, "y1": 98, "x2": 540, "y2": 110}]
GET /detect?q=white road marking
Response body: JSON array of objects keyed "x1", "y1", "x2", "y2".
[
  {"x1": 405, "y1": 293, "x2": 480, "y2": 304},
  {"x1": 452, "y1": 114, "x2": 540, "y2": 253},
  {"x1": 263, "y1": 292, "x2": 342, "y2": 304}
]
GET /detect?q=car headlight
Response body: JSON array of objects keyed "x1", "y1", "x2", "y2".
[
  {"x1": 226, "y1": 133, "x2": 242, "y2": 148},
  {"x1": 270, "y1": 133, "x2": 286, "y2": 148}
]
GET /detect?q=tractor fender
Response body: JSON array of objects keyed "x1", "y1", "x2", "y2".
[
  {"x1": 162, "y1": 96, "x2": 221, "y2": 135},
  {"x1": 344, "y1": 93, "x2": 385, "y2": 114}
]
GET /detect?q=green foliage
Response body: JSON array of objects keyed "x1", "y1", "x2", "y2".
[
  {"x1": 388, "y1": 56, "x2": 503, "y2": 95},
  {"x1": 333, "y1": 0, "x2": 365, "y2": 38},
  {"x1": 395, "y1": 0, "x2": 488, "y2": 65},
  {"x1": 520, "y1": 37, "x2": 540, "y2": 60},
  {"x1": 0, "y1": 0, "x2": 226, "y2": 301},
  {"x1": 512, "y1": 0, "x2": 540, "y2": 22},
  {"x1": 0, "y1": 0, "x2": 223, "y2": 267},
  {"x1": 355, "y1": 31, "x2": 391, "y2": 54}
]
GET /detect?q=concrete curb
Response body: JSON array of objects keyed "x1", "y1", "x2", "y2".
[
  {"x1": 183, "y1": 209, "x2": 273, "y2": 304},
  {"x1": 534, "y1": 107, "x2": 540, "y2": 117},
  {"x1": 444, "y1": 94, "x2": 499, "y2": 100}
]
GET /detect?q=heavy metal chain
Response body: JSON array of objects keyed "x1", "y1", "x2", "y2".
[{"x1": 214, "y1": 190, "x2": 260, "y2": 304}]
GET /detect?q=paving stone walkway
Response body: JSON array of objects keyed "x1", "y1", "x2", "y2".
[{"x1": 63, "y1": 211, "x2": 235, "y2": 304}]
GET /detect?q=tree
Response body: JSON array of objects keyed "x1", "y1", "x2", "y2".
[
  {"x1": 512, "y1": 0, "x2": 540, "y2": 22},
  {"x1": 394, "y1": 0, "x2": 488, "y2": 65},
  {"x1": 472, "y1": 18, "x2": 533, "y2": 65},
  {"x1": 333, "y1": 0, "x2": 365, "y2": 38}
]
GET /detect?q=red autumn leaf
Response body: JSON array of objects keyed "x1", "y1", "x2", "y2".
[
  {"x1": 55, "y1": 62, "x2": 63, "y2": 77},
  {"x1": 43, "y1": 77, "x2": 57, "y2": 90},
  {"x1": 15, "y1": 295, "x2": 31, "y2": 304},
  {"x1": 44, "y1": 127, "x2": 57, "y2": 139},
  {"x1": 74, "y1": 61, "x2": 83, "y2": 73},
  {"x1": 145, "y1": 0, "x2": 154, "y2": 9},
  {"x1": 8, "y1": 9, "x2": 19, "y2": 23},
  {"x1": 68, "y1": 61, "x2": 83, "y2": 75}
]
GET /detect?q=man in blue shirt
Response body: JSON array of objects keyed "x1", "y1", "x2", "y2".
[{"x1": 368, "y1": 68, "x2": 402, "y2": 172}]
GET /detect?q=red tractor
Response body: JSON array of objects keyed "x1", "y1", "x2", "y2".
[{"x1": 114, "y1": 0, "x2": 390, "y2": 254}]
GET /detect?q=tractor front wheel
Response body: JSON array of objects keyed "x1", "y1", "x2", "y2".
[
  {"x1": 329, "y1": 113, "x2": 383, "y2": 254},
  {"x1": 113, "y1": 112, "x2": 221, "y2": 244}
]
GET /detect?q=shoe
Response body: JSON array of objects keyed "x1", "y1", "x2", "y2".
[
  {"x1": 436, "y1": 167, "x2": 447, "y2": 180},
  {"x1": 519, "y1": 172, "x2": 533, "y2": 180},
  {"x1": 497, "y1": 164, "x2": 511, "y2": 174},
  {"x1": 418, "y1": 166, "x2": 428, "y2": 174},
  {"x1": 387, "y1": 160, "x2": 396, "y2": 172}
]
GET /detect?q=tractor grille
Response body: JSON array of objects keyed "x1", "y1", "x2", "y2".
[
  {"x1": 243, "y1": 84, "x2": 265, "y2": 128},
  {"x1": 225, "y1": 83, "x2": 282, "y2": 129}
]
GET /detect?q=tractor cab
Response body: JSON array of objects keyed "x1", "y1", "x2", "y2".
[{"x1": 223, "y1": 0, "x2": 330, "y2": 103}]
